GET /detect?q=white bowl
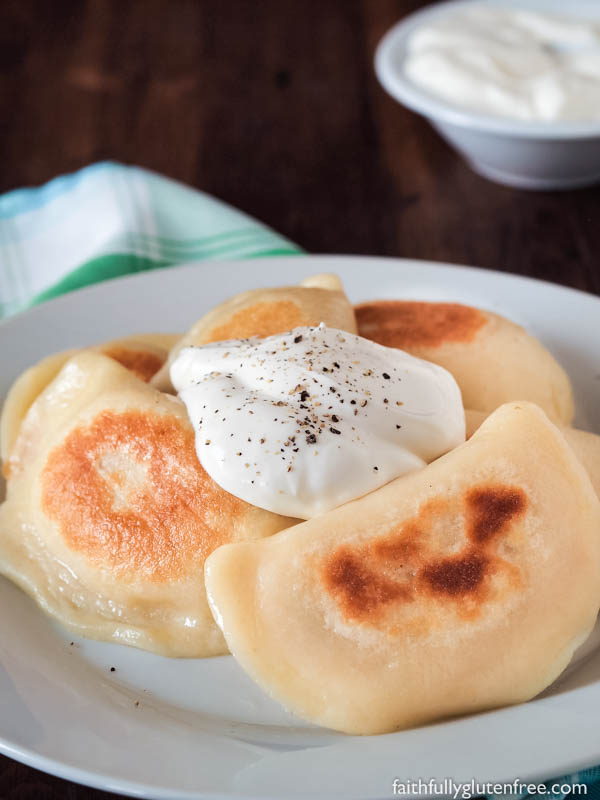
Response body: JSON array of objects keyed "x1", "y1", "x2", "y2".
[{"x1": 374, "y1": 0, "x2": 600, "y2": 190}]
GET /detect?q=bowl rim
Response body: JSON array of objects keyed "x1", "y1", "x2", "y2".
[{"x1": 374, "y1": 0, "x2": 600, "y2": 140}]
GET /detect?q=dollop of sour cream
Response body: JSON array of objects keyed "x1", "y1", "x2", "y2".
[
  {"x1": 171, "y1": 325, "x2": 465, "y2": 519},
  {"x1": 403, "y1": 5, "x2": 600, "y2": 122}
]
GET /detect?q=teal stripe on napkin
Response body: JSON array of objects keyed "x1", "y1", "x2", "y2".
[{"x1": 0, "y1": 162, "x2": 301, "y2": 318}]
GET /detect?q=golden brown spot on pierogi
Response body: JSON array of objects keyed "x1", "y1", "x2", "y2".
[
  {"x1": 206, "y1": 301, "x2": 310, "y2": 343},
  {"x1": 421, "y1": 553, "x2": 489, "y2": 596},
  {"x1": 40, "y1": 410, "x2": 246, "y2": 582},
  {"x1": 321, "y1": 484, "x2": 527, "y2": 627},
  {"x1": 323, "y1": 548, "x2": 412, "y2": 619},
  {"x1": 465, "y1": 486, "x2": 526, "y2": 543},
  {"x1": 354, "y1": 301, "x2": 487, "y2": 349},
  {"x1": 102, "y1": 347, "x2": 165, "y2": 382}
]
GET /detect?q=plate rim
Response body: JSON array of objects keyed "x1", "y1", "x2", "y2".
[{"x1": 3, "y1": 254, "x2": 600, "y2": 335}]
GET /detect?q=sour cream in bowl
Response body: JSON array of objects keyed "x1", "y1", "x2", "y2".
[{"x1": 375, "y1": 0, "x2": 600, "y2": 189}]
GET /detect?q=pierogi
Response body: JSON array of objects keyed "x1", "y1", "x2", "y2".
[
  {"x1": 152, "y1": 273, "x2": 358, "y2": 392},
  {"x1": 355, "y1": 300, "x2": 574, "y2": 424},
  {"x1": 0, "y1": 351, "x2": 297, "y2": 657},
  {"x1": 465, "y1": 408, "x2": 600, "y2": 498},
  {"x1": 205, "y1": 403, "x2": 600, "y2": 734},
  {"x1": 0, "y1": 333, "x2": 180, "y2": 468}
]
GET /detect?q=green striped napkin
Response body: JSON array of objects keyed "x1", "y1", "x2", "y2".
[
  {"x1": 0, "y1": 163, "x2": 599, "y2": 800},
  {"x1": 0, "y1": 161, "x2": 301, "y2": 319}
]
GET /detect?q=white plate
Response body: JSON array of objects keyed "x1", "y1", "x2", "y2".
[{"x1": 1, "y1": 256, "x2": 600, "y2": 800}]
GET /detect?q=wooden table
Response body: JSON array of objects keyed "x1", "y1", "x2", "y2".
[{"x1": 1, "y1": 0, "x2": 599, "y2": 797}]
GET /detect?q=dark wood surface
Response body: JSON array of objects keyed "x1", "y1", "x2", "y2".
[{"x1": 1, "y1": 1, "x2": 599, "y2": 798}]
